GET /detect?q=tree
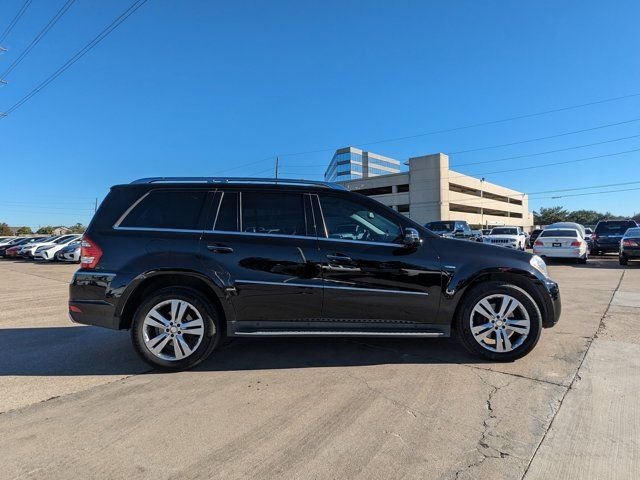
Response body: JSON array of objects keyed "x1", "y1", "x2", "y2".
[
  {"x1": 566, "y1": 210, "x2": 605, "y2": 226},
  {"x1": 0, "y1": 223, "x2": 12, "y2": 235},
  {"x1": 16, "y1": 226, "x2": 32, "y2": 235},
  {"x1": 633, "y1": 212, "x2": 640, "y2": 223},
  {"x1": 534, "y1": 206, "x2": 568, "y2": 225},
  {"x1": 37, "y1": 226, "x2": 54, "y2": 234},
  {"x1": 68, "y1": 223, "x2": 86, "y2": 234}
]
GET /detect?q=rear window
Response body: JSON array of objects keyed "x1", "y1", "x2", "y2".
[
  {"x1": 540, "y1": 229, "x2": 578, "y2": 238},
  {"x1": 625, "y1": 228, "x2": 640, "y2": 237},
  {"x1": 595, "y1": 221, "x2": 637, "y2": 235},
  {"x1": 425, "y1": 221, "x2": 455, "y2": 232},
  {"x1": 241, "y1": 192, "x2": 311, "y2": 236},
  {"x1": 119, "y1": 190, "x2": 207, "y2": 230},
  {"x1": 213, "y1": 191, "x2": 239, "y2": 232}
]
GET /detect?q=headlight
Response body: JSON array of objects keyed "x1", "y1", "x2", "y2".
[{"x1": 530, "y1": 255, "x2": 548, "y2": 278}]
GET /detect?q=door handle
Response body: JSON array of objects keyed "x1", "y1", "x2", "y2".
[
  {"x1": 326, "y1": 253, "x2": 353, "y2": 263},
  {"x1": 207, "y1": 243, "x2": 234, "y2": 254}
]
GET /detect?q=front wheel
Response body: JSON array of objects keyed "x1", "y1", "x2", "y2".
[
  {"x1": 455, "y1": 281, "x2": 542, "y2": 362},
  {"x1": 131, "y1": 286, "x2": 220, "y2": 371}
]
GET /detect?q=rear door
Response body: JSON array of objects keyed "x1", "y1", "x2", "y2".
[
  {"x1": 199, "y1": 189, "x2": 323, "y2": 326},
  {"x1": 312, "y1": 193, "x2": 442, "y2": 324}
]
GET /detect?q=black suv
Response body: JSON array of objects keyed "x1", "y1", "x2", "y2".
[
  {"x1": 69, "y1": 177, "x2": 561, "y2": 370},
  {"x1": 591, "y1": 219, "x2": 639, "y2": 255}
]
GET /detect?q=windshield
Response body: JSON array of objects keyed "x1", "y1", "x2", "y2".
[
  {"x1": 425, "y1": 221, "x2": 455, "y2": 232},
  {"x1": 491, "y1": 228, "x2": 518, "y2": 235},
  {"x1": 540, "y1": 229, "x2": 578, "y2": 238},
  {"x1": 625, "y1": 228, "x2": 640, "y2": 237},
  {"x1": 595, "y1": 221, "x2": 637, "y2": 235}
]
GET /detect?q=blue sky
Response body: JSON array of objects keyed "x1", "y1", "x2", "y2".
[{"x1": 1, "y1": 0, "x2": 640, "y2": 229}]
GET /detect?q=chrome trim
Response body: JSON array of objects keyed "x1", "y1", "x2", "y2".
[
  {"x1": 314, "y1": 194, "x2": 329, "y2": 238},
  {"x1": 212, "y1": 191, "x2": 224, "y2": 231},
  {"x1": 113, "y1": 191, "x2": 150, "y2": 228},
  {"x1": 235, "y1": 330, "x2": 444, "y2": 337},
  {"x1": 235, "y1": 279, "x2": 428, "y2": 296},
  {"x1": 205, "y1": 229, "x2": 316, "y2": 240},
  {"x1": 113, "y1": 226, "x2": 204, "y2": 234},
  {"x1": 318, "y1": 237, "x2": 401, "y2": 248}
]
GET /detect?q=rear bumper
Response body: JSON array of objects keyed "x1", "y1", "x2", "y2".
[
  {"x1": 68, "y1": 270, "x2": 120, "y2": 329},
  {"x1": 621, "y1": 248, "x2": 640, "y2": 259},
  {"x1": 593, "y1": 240, "x2": 621, "y2": 252},
  {"x1": 534, "y1": 246, "x2": 585, "y2": 258}
]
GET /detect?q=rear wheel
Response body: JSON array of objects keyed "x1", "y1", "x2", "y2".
[
  {"x1": 455, "y1": 281, "x2": 542, "y2": 362},
  {"x1": 620, "y1": 256, "x2": 628, "y2": 266},
  {"x1": 131, "y1": 286, "x2": 219, "y2": 371},
  {"x1": 578, "y1": 253, "x2": 588, "y2": 264}
]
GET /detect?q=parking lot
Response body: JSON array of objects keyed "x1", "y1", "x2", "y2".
[{"x1": 0, "y1": 257, "x2": 638, "y2": 480}]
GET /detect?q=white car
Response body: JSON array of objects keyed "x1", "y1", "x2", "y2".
[
  {"x1": 33, "y1": 235, "x2": 83, "y2": 261},
  {"x1": 19, "y1": 235, "x2": 62, "y2": 258},
  {"x1": 533, "y1": 228, "x2": 588, "y2": 263},
  {"x1": 482, "y1": 227, "x2": 527, "y2": 250},
  {"x1": 0, "y1": 237, "x2": 17, "y2": 246},
  {"x1": 55, "y1": 240, "x2": 82, "y2": 263}
]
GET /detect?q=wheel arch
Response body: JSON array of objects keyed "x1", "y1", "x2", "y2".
[
  {"x1": 116, "y1": 270, "x2": 235, "y2": 333},
  {"x1": 443, "y1": 268, "x2": 550, "y2": 330}
]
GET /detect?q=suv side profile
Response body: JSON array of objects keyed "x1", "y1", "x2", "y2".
[{"x1": 69, "y1": 177, "x2": 561, "y2": 371}]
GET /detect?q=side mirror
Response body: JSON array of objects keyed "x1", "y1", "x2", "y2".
[{"x1": 403, "y1": 227, "x2": 422, "y2": 248}]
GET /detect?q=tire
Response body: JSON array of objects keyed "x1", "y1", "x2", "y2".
[
  {"x1": 578, "y1": 254, "x2": 587, "y2": 264},
  {"x1": 620, "y1": 256, "x2": 628, "y2": 266},
  {"x1": 455, "y1": 281, "x2": 542, "y2": 362},
  {"x1": 131, "y1": 286, "x2": 220, "y2": 371},
  {"x1": 591, "y1": 249, "x2": 600, "y2": 256}
]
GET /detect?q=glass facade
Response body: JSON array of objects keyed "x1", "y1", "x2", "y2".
[
  {"x1": 324, "y1": 150, "x2": 364, "y2": 182},
  {"x1": 325, "y1": 148, "x2": 400, "y2": 182}
]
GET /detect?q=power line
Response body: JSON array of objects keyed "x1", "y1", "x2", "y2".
[
  {"x1": 0, "y1": 0, "x2": 76, "y2": 82},
  {"x1": 275, "y1": 92, "x2": 640, "y2": 158},
  {"x1": 0, "y1": 0, "x2": 32, "y2": 44},
  {"x1": 0, "y1": 0, "x2": 148, "y2": 118}
]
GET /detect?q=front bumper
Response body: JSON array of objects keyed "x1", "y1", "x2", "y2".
[{"x1": 539, "y1": 278, "x2": 561, "y2": 328}]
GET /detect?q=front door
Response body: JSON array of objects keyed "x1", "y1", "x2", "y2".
[
  {"x1": 312, "y1": 193, "x2": 442, "y2": 324},
  {"x1": 199, "y1": 189, "x2": 323, "y2": 328}
]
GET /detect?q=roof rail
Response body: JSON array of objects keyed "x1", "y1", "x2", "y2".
[{"x1": 129, "y1": 177, "x2": 348, "y2": 190}]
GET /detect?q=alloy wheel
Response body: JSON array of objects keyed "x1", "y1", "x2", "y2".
[
  {"x1": 142, "y1": 299, "x2": 210, "y2": 361},
  {"x1": 469, "y1": 294, "x2": 530, "y2": 353}
]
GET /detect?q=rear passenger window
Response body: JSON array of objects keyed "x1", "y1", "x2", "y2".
[
  {"x1": 241, "y1": 192, "x2": 311, "y2": 236},
  {"x1": 119, "y1": 190, "x2": 206, "y2": 230},
  {"x1": 214, "y1": 192, "x2": 239, "y2": 231}
]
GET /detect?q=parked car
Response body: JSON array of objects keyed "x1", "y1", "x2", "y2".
[
  {"x1": 481, "y1": 229, "x2": 492, "y2": 236},
  {"x1": 584, "y1": 227, "x2": 594, "y2": 250},
  {"x1": 619, "y1": 227, "x2": 640, "y2": 265},
  {"x1": 3, "y1": 237, "x2": 47, "y2": 258},
  {"x1": 482, "y1": 227, "x2": 528, "y2": 250},
  {"x1": 19, "y1": 236, "x2": 61, "y2": 258},
  {"x1": 0, "y1": 237, "x2": 17, "y2": 246},
  {"x1": 69, "y1": 177, "x2": 561, "y2": 371},
  {"x1": 533, "y1": 228, "x2": 588, "y2": 263},
  {"x1": 471, "y1": 229, "x2": 483, "y2": 242},
  {"x1": 0, "y1": 237, "x2": 29, "y2": 257},
  {"x1": 56, "y1": 240, "x2": 82, "y2": 263},
  {"x1": 591, "y1": 220, "x2": 639, "y2": 255},
  {"x1": 34, "y1": 234, "x2": 82, "y2": 261},
  {"x1": 545, "y1": 222, "x2": 586, "y2": 239},
  {"x1": 424, "y1": 220, "x2": 474, "y2": 240},
  {"x1": 528, "y1": 229, "x2": 544, "y2": 248}
]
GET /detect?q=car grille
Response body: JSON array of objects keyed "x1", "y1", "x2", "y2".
[{"x1": 487, "y1": 238, "x2": 511, "y2": 244}]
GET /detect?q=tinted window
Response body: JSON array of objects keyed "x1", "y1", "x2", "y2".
[
  {"x1": 625, "y1": 228, "x2": 640, "y2": 237},
  {"x1": 425, "y1": 221, "x2": 455, "y2": 232},
  {"x1": 242, "y1": 192, "x2": 310, "y2": 236},
  {"x1": 491, "y1": 228, "x2": 518, "y2": 235},
  {"x1": 214, "y1": 191, "x2": 238, "y2": 231},
  {"x1": 120, "y1": 190, "x2": 206, "y2": 230},
  {"x1": 320, "y1": 195, "x2": 403, "y2": 244},
  {"x1": 540, "y1": 229, "x2": 579, "y2": 238},
  {"x1": 595, "y1": 221, "x2": 637, "y2": 235}
]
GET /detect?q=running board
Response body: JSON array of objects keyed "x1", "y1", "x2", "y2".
[{"x1": 233, "y1": 330, "x2": 445, "y2": 338}]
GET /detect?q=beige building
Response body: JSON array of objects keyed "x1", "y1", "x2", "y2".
[{"x1": 339, "y1": 152, "x2": 534, "y2": 231}]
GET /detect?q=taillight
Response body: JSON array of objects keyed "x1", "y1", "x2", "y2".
[
  {"x1": 570, "y1": 241, "x2": 582, "y2": 247},
  {"x1": 534, "y1": 240, "x2": 543, "y2": 246},
  {"x1": 623, "y1": 239, "x2": 639, "y2": 247},
  {"x1": 81, "y1": 236, "x2": 103, "y2": 269}
]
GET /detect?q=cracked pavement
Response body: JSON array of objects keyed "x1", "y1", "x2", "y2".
[{"x1": 0, "y1": 257, "x2": 638, "y2": 479}]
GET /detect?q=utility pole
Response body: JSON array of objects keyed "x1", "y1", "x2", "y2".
[{"x1": 274, "y1": 156, "x2": 279, "y2": 179}]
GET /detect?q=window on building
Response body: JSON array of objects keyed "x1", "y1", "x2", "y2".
[
  {"x1": 353, "y1": 186, "x2": 393, "y2": 196},
  {"x1": 241, "y1": 192, "x2": 311, "y2": 236},
  {"x1": 397, "y1": 204, "x2": 410, "y2": 213},
  {"x1": 119, "y1": 190, "x2": 206, "y2": 230},
  {"x1": 397, "y1": 184, "x2": 409, "y2": 193}
]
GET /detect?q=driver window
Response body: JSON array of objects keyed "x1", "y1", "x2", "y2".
[{"x1": 319, "y1": 195, "x2": 403, "y2": 244}]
